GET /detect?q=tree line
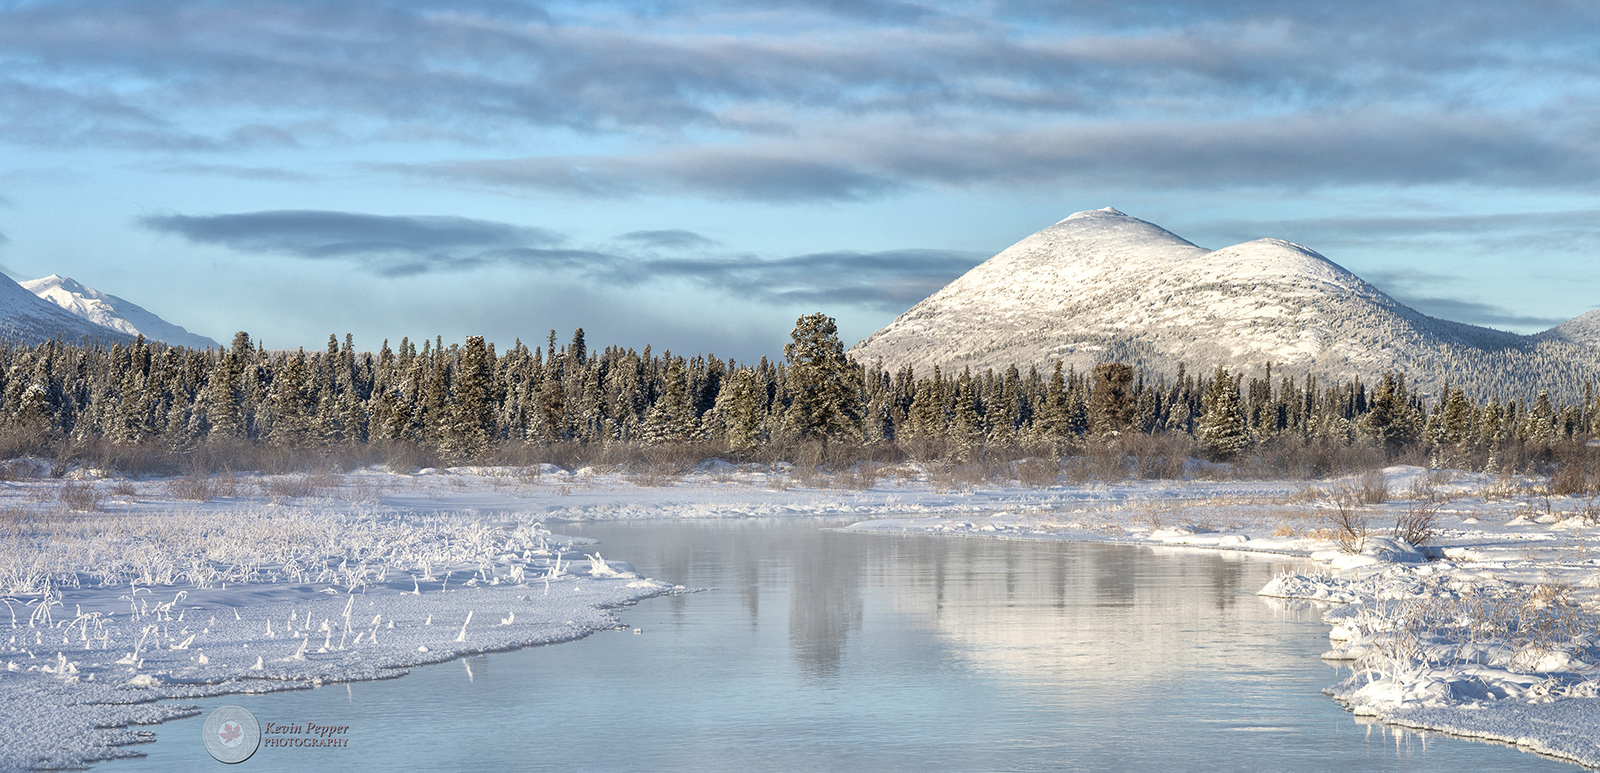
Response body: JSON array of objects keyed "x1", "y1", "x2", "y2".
[{"x1": 0, "y1": 313, "x2": 1593, "y2": 473}]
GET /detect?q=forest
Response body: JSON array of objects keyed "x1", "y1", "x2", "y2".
[{"x1": 0, "y1": 313, "x2": 1595, "y2": 482}]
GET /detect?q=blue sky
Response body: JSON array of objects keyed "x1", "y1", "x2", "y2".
[{"x1": 3, "y1": 0, "x2": 1600, "y2": 358}]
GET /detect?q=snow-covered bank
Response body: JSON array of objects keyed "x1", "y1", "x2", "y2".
[
  {"x1": 5, "y1": 459, "x2": 1597, "y2": 769},
  {"x1": 839, "y1": 464, "x2": 1600, "y2": 768},
  {"x1": 0, "y1": 477, "x2": 679, "y2": 771}
]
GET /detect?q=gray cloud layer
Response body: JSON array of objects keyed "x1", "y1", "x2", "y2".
[
  {"x1": 6, "y1": 2, "x2": 1600, "y2": 199},
  {"x1": 139, "y1": 209, "x2": 981, "y2": 309}
]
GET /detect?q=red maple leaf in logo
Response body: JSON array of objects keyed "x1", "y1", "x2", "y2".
[{"x1": 218, "y1": 722, "x2": 243, "y2": 745}]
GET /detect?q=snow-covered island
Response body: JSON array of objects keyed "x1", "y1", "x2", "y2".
[{"x1": 4, "y1": 460, "x2": 1600, "y2": 769}]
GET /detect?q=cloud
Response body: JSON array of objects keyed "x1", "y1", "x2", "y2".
[
  {"x1": 616, "y1": 229, "x2": 722, "y2": 250},
  {"x1": 1212, "y1": 208, "x2": 1600, "y2": 243},
  {"x1": 632, "y1": 248, "x2": 981, "y2": 310},
  {"x1": 1359, "y1": 266, "x2": 1566, "y2": 331},
  {"x1": 139, "y1": 210, "x2": 588, "y2": 276},
  {"x1": 138, "y1": 208, "x2": 978, "y2": 309},
  {"x1": 148, "y1": 163, "x2": 319, "y2": 182},
  {"x1": 1389, "y1": 295, "x2": 1565, "y2": 330},
  {"x1": 386, "y1": 149, "x2": 898, "y2": 202},
  {"x1": 383, "y1": 104, "x2": 1600, "y2": 202},
  {"x1": 3, "y1": 0, "x2": 1600, "y2": 187}
]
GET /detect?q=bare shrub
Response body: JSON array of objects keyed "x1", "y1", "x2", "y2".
[
  {"x1": 166, "y1": 474, "x2": 214, "y2": 501},
  {"x1": 379, "y1": 440, "x2": 441, "y2": 474},
  {"x1": 1013, "y1": 458, "x2": 1060, "y2": 488},
  {"x1": 110, "y1": 479, "x2": 137, "y2": 499},
  {"x1": 56, "y1": 481, "x2": 104, "y2": 512},
  {"x1": 166, "y1": 469, "x2": 243, "y2": 501},
  {"x1": 1358, "y1": 469, "x2": 1389, "y2": 504},
  {"x1": 929, "y1": 461, "x2": 987, "y2": 493},
  {"x1": 1392, "y1": 498, "x2": 1441, "y2": 547},
  {"x1": 1086, "y1": 443, "x2": 1128, "y2": 482},
  {"x1": 838, "y1": 462, "x2": 884, "y2": 491},
  {"x1": 1323, "y1": 492, "x2": 1368, "y2": 554},
  {"x1": 261, "y1": 474, "x2": 323, "y2": 498},
  {"x1": 1126, "y1": 433, "x2": 1191, "y2": 480},
  {"x1": 1062, "y1": 457, "x2": 1092, "y2": 485},
  {"x1": 1550, "y1": 456, "x2": 1597, "y2": 497}
]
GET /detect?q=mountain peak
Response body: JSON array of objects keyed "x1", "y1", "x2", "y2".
[
  {"x1": 20, "y1": 275, "x2": 218, "y2": 349},
  {"x1": 849, "y1": 209, "x2": 1554, "y2": 398},
  {"x1": 1060, "y1": 206, "x2": 1128, "y2": 223}
]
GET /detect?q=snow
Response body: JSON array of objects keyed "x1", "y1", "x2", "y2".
[
  {"x1": 1541, "y1": 307, "x2": 1600, "y2": 348},
  {"x1": 19, "y1": 275, "x2": 219, "y2": 350},
  {"x1": 837, "y1": 463, "x2": 1600, "y2": 768},
  {"x1": 848, "y1": 208, "x2": 1597, "y2": 400},
  {"x1": 0, "y1": 274, "x2": 133, "y2": 347},
  {"x1": 5, "y1": 460, "x2": 1600, "y2": 768},
  {"x1": 0, "y1": 475, "x2": 683, "y2": 770}
]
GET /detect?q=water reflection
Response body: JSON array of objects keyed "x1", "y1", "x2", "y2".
[
  {"x1": 788, "y1": 532, "x2": 863, "y2": 679},
  {"x1": 111, "y1": 518, "x2": 1575, "y2": 773}
]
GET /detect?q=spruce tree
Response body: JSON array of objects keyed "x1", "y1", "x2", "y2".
[
  {"x1": 1197, "y1": 367, "x2": 1250, "y2": 460},
  {"x1": 782, "y1": 313, "x2": 862, "y2": 441},
  {"x1": 1088, "y1": 362, "x2": 1135, "y2": 437}
]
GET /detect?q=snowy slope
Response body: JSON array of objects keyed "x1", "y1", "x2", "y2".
[
  {"x1": 0, "y1": 273, "x2": 140, "y2": 345},
  {"x1": 850, "y1": 208, "x2": 1593, "y2": 398},
  {"x1": 21, "y1": 274, "x2": 218, "y2": 349},
  {"x1": 1539, "y1": 308, "x2": 1600, "y2": 347}
]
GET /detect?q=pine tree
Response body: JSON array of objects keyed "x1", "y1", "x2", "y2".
[
  {"x1": 1088, "y1": 362, "x2": 1135, "y2": 437},
  {"x1": 782, "y1": 313, "x2": 861, "y2": 441},
  {"x1": 268, "y1": 351, "x2": 313, "y2": 446},
  {"x1": 711, "y1": 368, "x2": 762, "y2": 452},
  {"x1": 638, "y1": 356, "x2": 696, "y2": 444},
  {"x1": 441, "y1": 335, "x2": 495, "y2": 461},
  {"x1": 1197, "y1": 367, "x2": 1250, "y2": 460}
]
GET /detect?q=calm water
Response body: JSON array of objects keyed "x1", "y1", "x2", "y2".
[{"x1": 113, "y1": 518, "x2": 1573, "y2": 772}]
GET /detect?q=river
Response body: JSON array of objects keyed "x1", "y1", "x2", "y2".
[{"x1": 111, "y1": 517, "x2": 1571, "y2": 771}]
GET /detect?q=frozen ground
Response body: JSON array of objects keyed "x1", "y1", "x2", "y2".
[
  {"x1": 4, "y1": 459, "x2": 1599, "y2": 768},
  {"x1": 0, "y1": 465, "x2": 690, "y2": 771}
]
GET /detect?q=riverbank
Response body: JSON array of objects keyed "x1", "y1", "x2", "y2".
[
  {"x1": 837, "y1": 464, "x2": 1600, "y2": 768},
  {"x1": 0, "y1": 473, "x2": 679, "y2": 770},
  {"x1": 2, "y1": 459, "x2": 1595, "y2": 768}
]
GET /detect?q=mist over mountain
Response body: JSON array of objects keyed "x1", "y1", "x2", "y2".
[{"x1": 851, "y1": 208, "x2": 1600, "y2": 401}]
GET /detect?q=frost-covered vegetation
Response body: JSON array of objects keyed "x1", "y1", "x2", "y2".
[
  {"x1": 3, "y1": 312, "x2": 1599, "y2": 485},
  {"x1": 0, "y1": 479, "x2": 674, "y2": 770},
  {"x1": 844, "y1": 462, "x2": 1600, "y2": 768}
]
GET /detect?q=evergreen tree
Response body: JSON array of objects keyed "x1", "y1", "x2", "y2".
[
  {"x1": 782, "y1": 313, "x2": 862, "y2": 441},
  {"x1": 442, "y1": 335, "x2": 495, "y2": 461},
  {"x1": 1088, "y1": 362, "x2": 1135, "y2": 437},
  {"x1": 1197, "y1": 367, "x2": 1250, "y2": 460}
]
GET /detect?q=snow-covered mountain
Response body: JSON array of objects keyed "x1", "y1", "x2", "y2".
[
  {"x1": 20, "y1": 274, "x2": 218, "y2": 350},
  {"x1": 0, "y1": 273, "x2": 145, "y2": 346},
  {"x1": 850, "y1": 208, "x2": 1600, "y2": 399},
  {"x1": 1539, "y1": 309, "x2": 1600, "y2": 348}
]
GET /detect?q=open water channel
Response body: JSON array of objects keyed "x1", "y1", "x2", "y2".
[{"x1": 113, "y1": 517, "x2": 1574, "y2": 771}]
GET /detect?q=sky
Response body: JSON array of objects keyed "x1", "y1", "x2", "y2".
[{"x1": 4, "y1": 0, "x2": 1600, "y2": 360}]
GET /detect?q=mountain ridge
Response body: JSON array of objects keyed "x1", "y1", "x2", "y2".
[
  {"x1": 20, "y1": 274, "x2": 218, "y2": 350},
  {"x1": 850, "y1": 208, "x2": 1595, "y2": 401}
]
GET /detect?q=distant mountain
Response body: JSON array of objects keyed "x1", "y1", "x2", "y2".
[
  {"x1": 0, "y1": 273, "x2": 140, "y2": 346},
  {"x1": 20, "y1": 274, "x2": 218, "y2": 350},
  {"x1": 850, "y1": 208, "x2": 1600, "y2": 400}
]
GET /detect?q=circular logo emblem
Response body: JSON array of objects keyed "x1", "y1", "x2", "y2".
[{"x1": 201, "y1": 705, "x2": 261, "y2": 764}]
